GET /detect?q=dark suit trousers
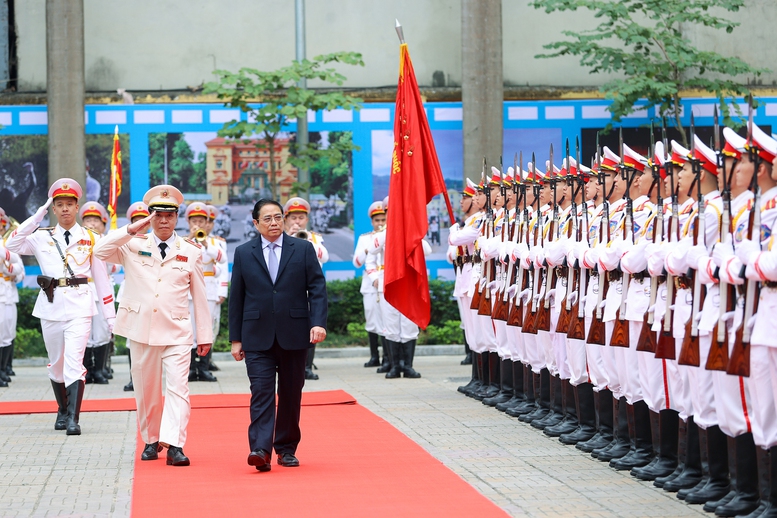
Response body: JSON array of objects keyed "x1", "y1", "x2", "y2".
[{"x1": 245, "y1": 340, "x2": 308, "y2": 455}]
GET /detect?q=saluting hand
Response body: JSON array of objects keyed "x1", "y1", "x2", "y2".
[
  {"x1": 33, "y1": 197, "x2": 54, "y2": 225},
  {"x1": 128, "y1": 212, "x2": 155, "y2": 236}
]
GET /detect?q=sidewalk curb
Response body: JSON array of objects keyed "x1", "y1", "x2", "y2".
[{"x1": 12, "y1": 344, "x2": 466, "y2": 366}]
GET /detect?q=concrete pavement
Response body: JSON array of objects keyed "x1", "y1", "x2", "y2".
[{"x1": 0, "y1": 353, "x2": 707, "y2": 517}]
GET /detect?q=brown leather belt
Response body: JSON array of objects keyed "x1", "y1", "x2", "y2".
[
  {"x1": 57, "y1": 277, "x2": 90, "y2": 288},
  {"x1": 764, "y1": 281, "x2": 777, "y2": 288},
  {"x1": 632, "y1": 270, "x2": 648, "y2": 282}
]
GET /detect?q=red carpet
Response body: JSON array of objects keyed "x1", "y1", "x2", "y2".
[
  {"x1": 131, "y1": 390, "x2": 509, "y2": 518},
  {"x1": 0, "y1": 389, "x2": 355, "y2": 415}
]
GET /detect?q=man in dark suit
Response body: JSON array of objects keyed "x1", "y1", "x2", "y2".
[{"x1": 229, "y1": 199, "x2": 327, "y2": 472}]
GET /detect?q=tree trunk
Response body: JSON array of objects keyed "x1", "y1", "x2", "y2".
[{"x1": 266, "y1": 134, "x2": 278, "y2": 200}]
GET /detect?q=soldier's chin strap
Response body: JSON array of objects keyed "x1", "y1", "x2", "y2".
[{"x1": 606, "y1": 173, "x2": 618, "y2": 201}]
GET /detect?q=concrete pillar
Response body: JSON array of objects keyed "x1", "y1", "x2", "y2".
[
  {"x1": 46, "y1": 0, "x2": 85, "y2": 197},
  {"x1": 461, "y1": 0, "x2": 503, "y2": 183}
]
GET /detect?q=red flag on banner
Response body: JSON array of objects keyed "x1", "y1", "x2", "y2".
[
  {"x1": 108, "y1": 125, "x2": 122, "y2": 229},
  {"x1": 384, "y1": 43, "x2": 455, "y2": 329}
]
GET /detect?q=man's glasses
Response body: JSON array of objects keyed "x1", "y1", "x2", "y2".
[{"x1": 259, "y1": 215, "x2": 284, "y2": 224}]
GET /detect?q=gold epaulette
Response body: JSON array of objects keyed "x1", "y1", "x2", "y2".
[
  {"x1": 35, "y1": 227, "x2": 55, "y2": 232},
  {"x1": 184, "y1": 238, "x2": 202, "y2": 248}
]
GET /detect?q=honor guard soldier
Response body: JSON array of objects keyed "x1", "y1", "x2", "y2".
[
  {"x1": 283, "y1": 197, "x2": 329, "y2": 380},
  {"x1": 184, "y1": 202, "x2": 227, "y2": 382},
  {"x1": 6, "y1": 179, "x2": 116, "y2": 435},
  {"x1": 93, "y1": 185, "x2": 212, "y2": 467},
  {"x1": 206, "y1": 204, "x2": 229, "y2": 373},
  {"x1": 119, "y1": 201, "x2": 150, "y2": 392},
  {"x1": 0, "y1": 206, "x2": 23, "y2": 386},
  {"x1": 79, "y1": 202, "x2": 114, "y2": 385},
  {"x1": 353, "y1": 200, "x2": 387, "y2": 368}
]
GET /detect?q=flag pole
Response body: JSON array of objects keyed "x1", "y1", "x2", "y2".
[{"x1": 395, "y1": 20, "x2": 457, "y2": 225}]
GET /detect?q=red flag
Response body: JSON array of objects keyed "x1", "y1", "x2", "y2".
[
  {"x1": 108, "y1": 125, "x2": 122, "y2": 229},
  {"x1": 384, "y1": 43, "x2": 455, "y2": 329}
]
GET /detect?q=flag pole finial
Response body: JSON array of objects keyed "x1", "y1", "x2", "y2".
[{"x1": 395, "y1": 19, "x2": 405, "y2": 44}]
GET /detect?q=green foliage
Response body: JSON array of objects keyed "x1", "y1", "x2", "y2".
[
  {"x1": 307, "y1": 131, "x2": 355, "y2": 201},
  {"x1": 325, "y1": 278, "x2": 367, "y2": 335},
  {"x1": 420, "y1": 320, "x2": 463, "y2": 345},
  {"x1": 14, "y1": 327, "x2": 46, "y2": 358},
  {"x1": 203, "y1": 52, "x2": 364, "y2": 199},
  {"x1": 345, "y1": 322, "x2": 369, "y2": 343},
  {"x1": 530, "y1": 0, "x2": 767, "y2": 143},
  {"x1": 148, "y1": 133, "x2": 206, "y2": 194}
]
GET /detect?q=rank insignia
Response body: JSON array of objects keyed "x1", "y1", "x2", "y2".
[
  {"x1": 77, "y1": 239, "x2": 91, "y2": 246},
  {"x1": 139, "y1": 251, "x2": 152, "y2": 257},
  {"x1": 175, "y1": 255, "x2": 188, "y2": 262}
]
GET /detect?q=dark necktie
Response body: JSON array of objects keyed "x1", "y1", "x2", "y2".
[
  {"x1": 159, "y1": 242, "x2": 168, "y2": 259},
  {"x1": 64, "y1": 230, "x2": 71, "y2": 245}
]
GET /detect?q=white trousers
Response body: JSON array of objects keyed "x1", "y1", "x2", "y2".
[
  {"x1": 584, "y1": 317, "x2": 608, "y2": 392},
  {"x1": 687, "y1": 333, "x2": 718, "y2": 430},
  {"x1": 129, "y1": 340, "x2": 192, "y2": 447},
  {"x1": 494, "y1": 318, "x2": 511, "y2": 359},
  {"x1": 1, "y1": 303, "x2": 16, "y2": 347},
  {"x1": 381, "y1": 294, "x2": 419, "y2": 342},
  {"x1": 637, "y1": 346, "x2": 669, "y2": 413},
  {"x1": 614, "y1": 321, "x2": 644, "y2": 405},
  {"x1": 600, "y1": 322, "x2": 620, "y2": 397},
  {"x1": 667, "y1": 339, "x2": 691, "y2": 420},
  {"x1": 469, "y1": 308, "x2": 496, "y2": 353},
  {"x1": 506, "y1": 321, "x2": 525, "y2": 363},
  {"x1": 363, "y1": 292, "x2": 383, "y2": 335},
  {"x1": 565, "y1": 336, "x2": 588, "y2": 386},
  {"x1": 87, "y1": 300, "x2": 111, "y2": 348},
  {"x1": 41, "y1": 317, "x2": 91, "y2": 386},
  {"x1": 457, "y1": 296, "x2": 474, "y2": 347},
  {"x1": 746, "y1": 344, "x2": 777, "y2": 448}
]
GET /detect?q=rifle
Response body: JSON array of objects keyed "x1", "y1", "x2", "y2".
[
  {"x1": 637, "y1": 126, "x2": 661, "y2": 353},
  {"x1": 655, "y1": 121, "x2": 679, "y2": 360},
  {"x1": 587, "y1": 135, "x2": 609, "y2": 346},
  {"x1": 477, "y1": 164, "x2": 496, "y2": 316},
  {"x1": 728, "y1": 97, "x2": 759, "y2": 377},
  {"x1": 523, "y1": 155, "x2": 542, "y2": 335},
  {"x1": 708, "y1": 105, "x2": 734, "y2": 371},
  {"x1": 679, "y1": 114, "x2": 705, "y2": 366},
  {"x1": 508, "y1": 153, "x2": 527, "y2": 327},
  {"x1": 535, "y1": 144, "x2": 556, "y2": 332},
  {"x1": 611, "y1": 128, "x2": 631, "y2": 348},
  {"x1": 492, "y1": 160, "x2": 515, "y2": 322},
  {"x1": 567, "y1": 140, "x2": 588, "y2": 340},
  {"x1": 557, "y1": 139, "x2": 577, "y2": 335}
]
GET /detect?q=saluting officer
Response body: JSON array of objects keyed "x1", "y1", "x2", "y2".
[
  {"x1": 6, "y1": 179, "x2": 116, "y2": 435},
  {"x1": 283, "y1": 197, "x2": 329, "y2": 380},
  {"x1": 93, "y1": 185, "x2": 212, "y2": 467}
]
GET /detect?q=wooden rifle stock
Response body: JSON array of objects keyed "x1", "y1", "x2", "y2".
[
  {"x1": 492, "y1": 288, "x2": 509, "y2": 321},
  {"x1": 637, "y1": 310, "x2": 657, "y2": 353},
  {"x1": 610, "y1": 309, "x2": 630, "y2": 347},
  {"x1": 556, "y1": 269, "x2": 575, "y2": 334},
  {"x1": 507, "y1": 266, "x2": 527, "y2": 327},
  {"x1": 567, "y1": 269, "x2": 587, "y2": 340},
  {"x1": 586, "y1": 272, "x2": 609, "y2": 345},
  {"x1": 654, "y1": 279, "x2": 676, "y2": 359},
  {"x1": 535, "y1": 268, "x2": 553, "y2": 332},
  {"x1": 727, "y1": 317, "x2": 753, "y2": 377},
  {"x1": 678, "y1": 270, "x2": 703, "y2": 366},
  {"x1": 470, "y1": 278, "x2": 481, "y2": 310},
  {"x1": 706, "y1": 284, "x2": 734, "y2": 370}
]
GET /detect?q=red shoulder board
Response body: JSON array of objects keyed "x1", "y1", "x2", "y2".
[
  {"x1": 133, "y1": 234, "x2": 148, "y2": 239},
  {"x1": 184, "y1": 238, "x2": 202, "y2": 248}
]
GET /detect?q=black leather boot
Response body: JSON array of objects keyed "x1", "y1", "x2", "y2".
[
  {"x1": 560, "y1": 382, "x2": 597, "y2": 445},
  {"x1": 103, "y1": 340, "x2": 114, "y2": 379},
  {"x1": 484, "y1": 358, "x2": 513, "y2": 406},
  {"x1": 83, "y1": 348, "x2": 95, "y2": 384},
  {"x1": 577, "y1": 388, "x2": 614, "y2": 453},
  {"x1": 678, "y1": 424, "x2": 710, "y2": 500},
  {"x1": 197, "y1": 350, "x2": 218, "y2": 382},
  {"x1": 753, "y1": 445, "x2": 777, "y2": 518},
  {"x1": 458, "y1": 352, "x2": 481, "y2": 394},
  {"x1": 520, "y1": 369, "x2": 550, "y2": 423},
  {"x1": 656, "y1": 416, "x2": 687, "y2": 488},
  {"x1": 507, "y1": 365, "x2": 536, "y2": 417},
  {"x1": 364, "y1": 332, "x2": 381, "y2": 367},
  {"x1": 596, "y1": 396, "x2": 631, "y2": 462},
  {"x1": 50, "y1": 379, "x2": 68, "y2": 430},
  {"x1": 305, "y1": 346, "x2": 319, "y2": 380},
  {"x1": 124, "y1": 349, "x2": 134, "y2": 392},
  {"x1": 65, "y1": 380, "x2": 85, "y2": 435},
  {"x1": 0, "y1": 347, "x2": 11, "y2": 382},
  {"x1": 474, "y1": 352, "x2": 500, "y2": 400},
  {"x1": 634, "y1": 409, "x2": 678, "y2": 481},
  {"x1": 5, "y1": 341, "x2": 14, "y2": 376},
  {"x1": 496, "y1": 361, "x2": 525, "y2": 411},
  {"x1": 188, "y1": 350, "x2": 198, "y2": 382},
  {"x1": 685, "y1": 425, "x2": 731, "y2": 504},
  {"x1": 704, "y1": 435, "x2": 738, "y2": 513},
  {"x1": 401, "y1": 340, "x2": 421, "y2": 378},
  {"x1": 664, "y1": 417, "x2": 703, "y2": 492},
  {"x1": 533, "y1": 374, "x2": 564, "y2": 430},
  {"x1": 736, "y1": 446, "x2": 769, "y2": 518},
  {"x1": 545, "y1": 379, "x2": 579, "y2": 437},
  {"x1": 611, "y1": 400, "x2": 654, "y2": 470},
  {"x1": 385, "y1": 340, "x2": 403, "y2": 379},
  {"x1": 91, "y1": 345, "x2": 109, "y2": 384},
  {"x1": 461, "y1": 338, "x2": 473, "y2": 365},
  {"x1": 714, "y1": 434, "x2": 761, "y2": 517},
  {"x1": 377, "y1": 336, "x2": 391, "y2": 373}
]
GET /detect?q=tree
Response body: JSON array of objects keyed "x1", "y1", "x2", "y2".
[
  {"x1": 149, "y1": 133, "x2": 205, "y2": 194},
  {"x1": 530, "y1": 0, "x2": 767, "y2": 144},
  {"x1": 204, "y1": 52, "x2": 364, "y2": 200}
]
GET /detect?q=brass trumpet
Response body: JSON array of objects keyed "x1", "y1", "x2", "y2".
[
  {"x1": 194, "y1": 229, "x2": 207, "y2": 241},
  {"x1": 295, "y1": 230, "x2": 309, "y2": 240},
  {"x1": 1, "y1": 217, "x2": 19, "y2": 241}
]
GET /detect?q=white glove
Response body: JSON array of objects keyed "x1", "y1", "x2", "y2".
[
  {"x1": 582, "y1": 247, "x2": 600, "y2": 269},
  {"x1": 519, "y1": 288, "x2": 532, "y2": 304},
  {"x1": 735, "y1": 238, "x2": 761, "y2": 266},
  {"x1": 685, "y1": 244, "x2": 709, "y2": 271},
  {"x1": 479, "y1": 277, "x2": 487, "y2": 290},
  {"x1": 721, "y1": 311, "x2": 736, "y2": 326},
  {"x1": 106, "y1": 317, "x2": 115, "y2": 334},
  {"x1": 33, "y1": 198, "x2": 54, "y2": 225},
  {"x1": 544, "y1": 288, "x2": 556, "y2": 303},
  {"x1": 487, "y1": 280, "x2": 498, "y2": 291},
  {"x1": 534, "y1": 248, "x2": 546, "y2": 269},
  {"x1": 512, "y1": 242, "x2": 528, "y2": 263},
  {"x1": 567, "y1": 291, "x2": 578, "y2": 306},
  {"x1": 507, "y1": 285, "x2": 518, "y2": 299},
  {"x1": 712, "y1": 236, "x2": 734, "y2": 268}
]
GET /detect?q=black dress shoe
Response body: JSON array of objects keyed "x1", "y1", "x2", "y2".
[
  {"x1": 123, "y1": 380, "x2": 134, "y2": 392},
  {"x1": 277, "y1": 453, "x2": 299, "y2": 467},
  {"x1": 248, "y1": 449, "x2": 271, "y2": 472},
  {"x1": 166, "y1": 446, "x2": 190, "y2": 466},
  {"x1": 305, "y1": 368, "x2": 319, "y2": 380},
  {"x1": 141, "y1": 442, "x2": 162, "y2": 460}
]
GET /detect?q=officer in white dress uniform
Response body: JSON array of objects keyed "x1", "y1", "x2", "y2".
[
  {"x1": 6, "y1": 178, "x2": 116, "y2": 435},
  {"x1": 0, "y1": 207, "x2": 24, "y2": 386}
]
